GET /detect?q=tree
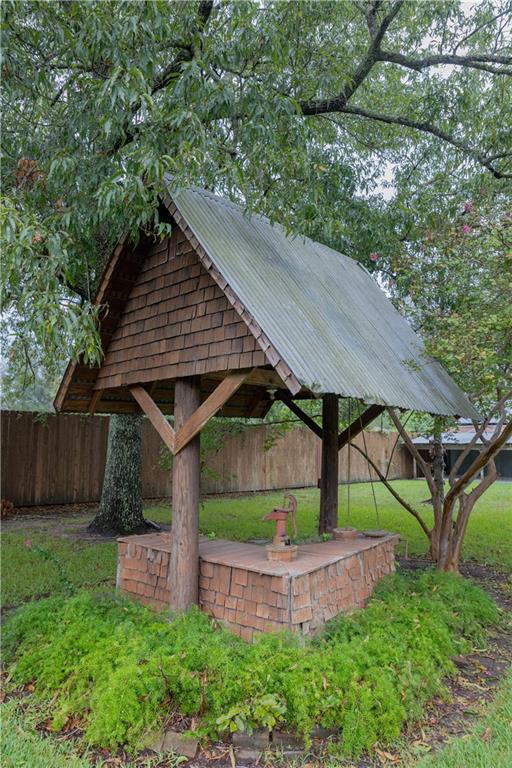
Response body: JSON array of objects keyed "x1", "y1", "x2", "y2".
[
  {"x1": 3, "y1": 1, "x2": 511, "y2": 361},
  {"x1": 358, "y1": 190, "x2": 512, "y2": 571},
  {"x1": 87, "y1": 413, "x2": 147, "y2": 535},
  {"x1": 2, "y1": 1, "x2": 511, "y2": 535},
  {"x1": 0, "y1": 335, "x2": 62, "y2": 412}
]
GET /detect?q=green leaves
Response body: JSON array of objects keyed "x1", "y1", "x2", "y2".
[
  {"x1": 389, "y1": 187, "x2": 512, "y2": 408},
  {"x1": 3, "y1": 572, "x2": 499, "y2": 755},
  {"x1": 2, "y1": 0, "x2": 510, "y2": 393}
]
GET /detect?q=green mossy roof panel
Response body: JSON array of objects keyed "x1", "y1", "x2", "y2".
[{"x1": 167, "y1": 183, "x2": 479, "y2": 419}]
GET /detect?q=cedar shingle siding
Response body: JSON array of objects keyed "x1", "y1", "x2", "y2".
[{"x1": 96, "y1": 228, "x2": 267, "y2": 390}]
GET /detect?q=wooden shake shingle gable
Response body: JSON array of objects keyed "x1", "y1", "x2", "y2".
[
  {"x1": 55, "y1": 212, "x2": 298, "y2": 418},
  {"x1": 57, "y1": 183, "x2": 479, "y2": 422},
  {"x1": 95, "y1": 227, "x2": 268, "y2": 389}
]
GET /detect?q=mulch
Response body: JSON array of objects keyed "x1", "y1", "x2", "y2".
[{"x1": 391, "y1": 557, "x2": 512, "y2": 765}]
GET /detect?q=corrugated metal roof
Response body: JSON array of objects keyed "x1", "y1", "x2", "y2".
[
  {"x1": 167, "y1": 183, "x2": 480, "y2": 419},
  {"x1": 413, "y1": 429, "x2": 512, "y2": 446}
]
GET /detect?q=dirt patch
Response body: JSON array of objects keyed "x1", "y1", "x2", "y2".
[
  {"x1": 5, "y1": 501, "x2": 100, "y2": 518},
  {"x1": 1, "y1": 503, "x2": 172, "y2": 544},
  {"x1": 405, "y1": 625, "x2": 512, "y2": 753}
]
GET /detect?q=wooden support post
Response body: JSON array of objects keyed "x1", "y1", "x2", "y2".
[
  {"x1": 319, "y1": 394, "x2": 339, "y2": 534},
  {"x1": 169, "y1": 377, "x2": 201, "y2": 613}
]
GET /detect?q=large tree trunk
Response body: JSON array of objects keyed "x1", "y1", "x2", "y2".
[
  {"x1": 169, "y1": 377, "x2": 201, "y2": 612},
  {"x1": 319, "y1": 393, "x2": 339, "y2": 534},
  {"x1": 88, "y1": 413, "x2": 149, "y2": 535}
]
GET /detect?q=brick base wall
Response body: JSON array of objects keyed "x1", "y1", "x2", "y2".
[{"x1": 117, "y1": 534, "x2": 398, "y2": 642}]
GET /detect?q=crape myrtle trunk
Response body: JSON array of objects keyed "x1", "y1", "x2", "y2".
[{"x1": 88, "y1": 413, "x2": 150, "y2": 535}]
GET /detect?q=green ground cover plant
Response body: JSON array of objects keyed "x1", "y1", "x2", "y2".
[{"x1": 2, "y1": 571, "x2": 500, "y2": 759}]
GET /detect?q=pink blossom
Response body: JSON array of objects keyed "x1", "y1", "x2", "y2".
[
  {"x1": 464, "y1": 201, "x2": 474, "y2": 214},
  {"x1": 463, "y1": 224, "x2": 472, "y2": 234},
  {"x1": 24, "y1": 538, "x2": 32, "y2": 549},
  {"x1": 369, "y1": 252, "x2": 379, "y2": 262}
]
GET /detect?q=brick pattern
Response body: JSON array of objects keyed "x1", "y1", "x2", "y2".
[
  {"x1": 199, "y1": 563, "x2": 291, "y2": 641},
  {"x1": 117, "y1": 538, "x2": 171, "y2": 608},
  {"x1": 117, "y1": 535, "x2": 397, "y2": 642},
  {"x1": 96, "y1": 228, "x2": 267, "y2": 390},
  {"x1": 305, "y1": 539, "x2": 396, "y2": 631}
]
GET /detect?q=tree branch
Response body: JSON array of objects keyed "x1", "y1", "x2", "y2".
[
  {"x1": 151, "y1": 1, "x2": 214, "y2": 94},
  {"x1": 453, "y1": 8, "x2": 512, "y2": 54},
  {"x1": 349, "y1": 440, "x2": 431, "y2": 538},
  {"x1": 387, "y1": 408, "x2": 437, "y2": 498},
  {"x1": 445, "y1": 418, "x2": 512, "y2": 504},
  {"x1": 316, "y1": 105, "x2": 511, "y2": 179},
  {"x1": 376, "y1": 49, "x2": 512, "y2": 76},
  {"x1": 465, "y1": 458, "x2": 498, "y2": 508},
  {"x1": 449, "y1": 389, "x2": 512, "y2": 482},
  {"x1": 451, "y1": 458, "x2": 498, "y2": 562},
  {"x1": 108, "y1": 0, "x2": 214, "y2": 154},
  {"x1": 300, "y1": 1, "x2": 403, "y2": 115}
]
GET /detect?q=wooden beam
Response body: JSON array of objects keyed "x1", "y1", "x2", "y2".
[
  {"x1": 174, "y1": 370, "x2": 252, "y2": 454},
  {"x1": 337, "y1": 404, "x2": 385, "y2": 450},
  {"x1": 170, "y1": 377, "x2": 201, "y2": 612},
  {"x1": 207, "y1": 367, "x2": 291, "y2": 390},
  {"x1": 88, "y1": 388, "x2": 103, "y2": 415},
  {"x1": 129, "y1": 385, "x2": 176, "y2": 453},
  {"x1": 280, "y1": 396, "x2": 323, "y2": 439},
  {"x1": 319, "y1": 394, "x2": 339, "y2": 533}
]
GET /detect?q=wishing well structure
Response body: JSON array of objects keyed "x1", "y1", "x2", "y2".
[{"x1": 56, "y1": 183, "x2": 478, "y2": 638}]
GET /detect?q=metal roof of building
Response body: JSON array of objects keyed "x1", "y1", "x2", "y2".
[
  {"x1": 413, "y1": 429, "x2": 512, "y2": 447},
  {"x1": 167, "y1": 184, "x2": 479, "y2": 419}
]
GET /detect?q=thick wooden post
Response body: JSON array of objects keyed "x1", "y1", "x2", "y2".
[
  {"x1": 319, "y1": 394, "x2": 339, "y2": 534},
  {"x1": 170, "y1": 377, "x2": 201, "y2": 612}
]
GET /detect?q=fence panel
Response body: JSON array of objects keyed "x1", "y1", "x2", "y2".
[{"x1": 1, "y1": 411, "x2": 411, "y2": 506}]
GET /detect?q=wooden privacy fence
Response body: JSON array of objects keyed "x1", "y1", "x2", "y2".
[{"x1": 1, "y1": 411, "x2": 412, "y2": 506}]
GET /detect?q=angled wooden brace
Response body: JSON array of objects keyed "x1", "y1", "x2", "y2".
[
  {"x1": 174, "y1": 370, "x2": 252, "y2": 454},
  {"x1": 129, "y1": 370, "x2": 253, "y2": 456},
  {"x1": 279, "y1": 395, "x2": 323, "y2": 439},
  {"x1": 129, "y1": 385, "x2": 176, "y2": 453},
  {"x1": 337, "y1": 404, "x2": 385, "y2": 450}
]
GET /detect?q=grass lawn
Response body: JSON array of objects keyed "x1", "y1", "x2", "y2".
[
  {"x1": 417, "y1": 669, "x2": 512, "y2": 768},
  {"x1": 148, "y1": 479, "x2": 512, "y2": 569},
  {"x1": 1, "y1": 699, "x2": 91, "y2": 768},
  {"x1": 1, "y1": 480, "x2": 510, "y2": 610},
  {"x1": 0, "y1": 534, "x2": 116, "y2": 609}
]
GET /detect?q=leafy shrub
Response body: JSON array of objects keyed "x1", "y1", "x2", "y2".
[{"x1": 2, "y1": 571, "x2": 499, "y2": 758}]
